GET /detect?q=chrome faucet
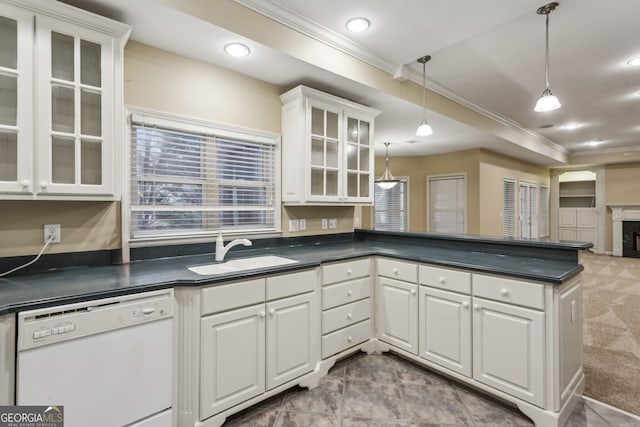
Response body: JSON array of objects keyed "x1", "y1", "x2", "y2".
[{"x1": 215, "y1": 231, "x2": 252, "y2": 262}]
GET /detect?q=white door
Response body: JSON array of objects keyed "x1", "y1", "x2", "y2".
[
  {"x1": 472, "y1": 297, "x2": 545, "y2": 407},
  {"x1": 200, "y1": 304, "x2": 265, "y2": 420},
  {"x1": 419, "y1": 287, "x2": 471, "y2": 377},
  {"x1": 428, "y1": 175, "x2": 465, "y2": 233},
  {"x1": 519, "y1": 182, "x2": 538, "y2": 238},
  {"x1": 559, "y1": 209, "x2": 577, "y2": 228},
  {"x1": 577, "y1": 209, "x2": 596, "y2": 228},
  {"x1": 378, "y1": 277, "x2": 418, "y2": 354},
  {"x1": 266, "y1": 292, "x2": 315, "y2": 390}
]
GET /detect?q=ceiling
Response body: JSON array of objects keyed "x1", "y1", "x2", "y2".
[{"x1": 60, "y1": 0, "x2": 640, "y2": 164}]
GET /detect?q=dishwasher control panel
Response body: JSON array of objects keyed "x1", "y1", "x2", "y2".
[{"x1": 18, "y1": 288, "x2": 174, "y2": 350}]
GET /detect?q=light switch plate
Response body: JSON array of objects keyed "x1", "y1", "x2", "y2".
[
  {"x1": 329, "y1": 218, "x2": 337, "y2": 229},
  {"x1": 299, "y1": 219, "x2": 307, "y2": 231},
  {"x1": 321, "y1": 219, "x2": 328, "y2": 230}
]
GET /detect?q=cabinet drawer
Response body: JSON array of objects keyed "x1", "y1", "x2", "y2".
[
  {"x1": 377, "y1": 258, "x2": 417, "y2": 283},
  {"x1": 266, "y1": 269, "x2": 316, "y2": 300},
  {"x1": 201, "y1": 278, "x2": 265, "y2": 315},
  {"x1": 322, "y1": 319, "x2": 371, "y2": 359},
  {"x1": 419, "y1": 265, "x2": 471, "y2": 294},
  {"x1": 473, "y1": 274, "x2": 544, "y2": 310},
  {"x1": 322, "y1": 299, "x2": 370, "y2": 334},
  {"x1": 322, "y1": 259, "x2": 371, "y2": 285},
  {"x1": 322, "y1": 277, "x2": 371, "y2": 310}
]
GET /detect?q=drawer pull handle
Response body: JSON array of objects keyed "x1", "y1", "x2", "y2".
[
  {"x1": 393, "y1": 268, "x2": 399, "y2": 274},
  {"x1": 260, "y1": 311, "x2": 266, "y2": 318},
  {"x1": 347, "y1": 336, "x2": 353, "y2": 342},
  {"x1": 474, "y1": 304, "x2": 480, "y2": 311},
  {"x1": 462, "y1": 302, "x2": 469, "y2": 309},
  {"x1": 500, "y1": 288, "x2": 509, "y2": 296},
  {"x1": 269, "y1": 309, "x2": 276, "y2": 316},
  {"x1": 20, "y1": 179, "x2": 30, "y2": 188},
  {"x1": 347, "y1": 269, "x2": 353, "y2": 276},
  {"x1": 439, "y1": 277, "x2": 445, "y2": 284},
  {"x1": 347, "y1": 313, "x2": 353, "y2": 319},
  {"x1": 411, "y1": 289, "x2": 416, "y2": 296},
  {"x1": 347, "y1": 290, "x2": 353, "y2": 297},
  {"x1": 40, "y1": 180, "x2": 49, "y2": 189}
]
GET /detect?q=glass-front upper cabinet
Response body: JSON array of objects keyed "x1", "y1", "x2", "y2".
[
  {"x1": 0, "y1": 5, "x2": 33, "y2": 195},
  {"x1": 280, "y1": 85, "x2": 379, "y2": 205},
  {"x1": 0, "y1": 0, "x2": 129, "y2": 199}
]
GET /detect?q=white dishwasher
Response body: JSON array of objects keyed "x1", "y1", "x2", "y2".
[{"x1": 16, "y1": 289, "x2": 173, "y2": 427}]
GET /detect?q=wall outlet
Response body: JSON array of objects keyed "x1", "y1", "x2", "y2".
[
  {"x1": 299, "y1": 218, "x2": 307, "y2": 231},
  {"x1": 329, "y1": 218, "x2": 338, "y2": 229},
  {"x1": 288, "y1": 219, "x2": 300, "y2": 232},
  {"x1": 44, "y1": 224, "x2": 61, "y2": 243},
  {"x1": 321, "y1": 219, "x2": 328, "y2": 230}
]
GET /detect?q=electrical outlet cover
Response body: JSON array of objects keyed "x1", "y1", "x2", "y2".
[
  {"x1": 329, "y1": 218, "x2": 337, "y2": 229},
  {"x1": 288, "y1": 219, "x2": 300, "y2": 232},
  {"x1": 299, "y1": 219, "x2": 307, "y2": 231},
  {"x1": 321, "y1": 219, "x2": 328, "y2": 230}
]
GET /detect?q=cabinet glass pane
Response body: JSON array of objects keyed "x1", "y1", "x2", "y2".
[
  {"x1": 311, "y1": 138, "x2": 324, "y2": 166},
  {"x1": 81, "y1": 90, "x2": 101, "y2": 136},
  {"x1": 51, "y1": 32, "x2": 74, "y2": 81},
  {"x1": 80, "y1": 40, "x2": 101, "y2": 87},
  {"x1": 0, "y1": 132, "x2": 17, "y2": 181},
  {"x1": 347, "y1": 144, "x2": 357, "y2": 170},
  {"x1": 52, "y1": 84, "x2": 74, "y2": 133},
  {"x1": 326, "y1": 141, "x2": 338, "y2": 168},
  {"x1": 347, "y1": 118, "x2": 358, "y2": 143},
  {"x1": 359, "y1": 173, "x2": 369, "y2": 197},
  {"x1": 326, "y1": 170, "x2": 338, "y2": 196},
  {"x1": 311, "y1": 107, "x2": 324, "y2": 136},
  {"x1": 359, "y1": 147, "x2": 369, "y2": 172},
  {"x1": 347, "y1": 172, "x2": 357, "y2": 197},
  {"x1": 81, "y1": 139, "x2": 101, "y2": 185},
  {"x1": 311, "y1": 169, "x2": 323, "y2": 195},
  {"x1": 359, "y1": 121, "x2": 370, "y2": 145},
  {"x1": 0, "y1": 17, "x2": 17, "y2": 69},
  {"x1": 0, "y1": 74, "x2": 17, "y2": 126},
  {"x1": 52, "y1": 137, "x2": 75, "y2": 184},
  {"x1": 326, "y1": 111, "x2": 338, "y2": 139}
]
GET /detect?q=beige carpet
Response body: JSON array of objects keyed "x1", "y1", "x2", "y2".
[{"x1": 580, "y1": 251, "x2": 640, "y2": 416}]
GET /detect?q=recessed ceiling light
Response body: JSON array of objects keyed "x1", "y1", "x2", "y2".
[
  {"x1": 563, "y1": 122, "x2": 581, "y2": 130},
  {"x1": 346, "y1": 17, "x2": 370, "y2": 33},
  {"x1": 627, "y1": 57, "x2": 640, "y2": 66},
  {"x1": 224, "y1": 43, "x2": 250, "y2": 58}
]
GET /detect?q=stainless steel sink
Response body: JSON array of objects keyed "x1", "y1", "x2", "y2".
[{"x1": 188, "y1": 255, "x2": 299, "y2": 276}]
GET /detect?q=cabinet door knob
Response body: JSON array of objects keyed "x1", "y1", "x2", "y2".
[
  {"x1": 269, "y1": 309, "x2": 276, "y2": 316},
  {"x1": 411, "y1": 289, "x2": 416, "y2": 296},
  {"x1": 473, "y1": 304, "x2": 480, "y2": 311},
  {"x1": 347, "y1": 290, "x2": 353, "y2": 297},
  {"x1": 347, "y1": 336, "x2": 353, "y2": 342},
  {"x1": 500, "y1": 288, "x2": 509, "y2": 296},
  {"x1": 347, "y1": 269, "x2": 352, "y2": 276},
  {"x1": 462, "y1": 302, "x2": 469, "y2": 309},
  {"x1": 439, "y1": 277, "x2": 445, "y2": 284},
  {"x1": 20, "y1": 179, "x2": 30, "y2": 188},
  {"x1": 260, "y1": 311, "x2": 266, "y2": 318},
  {"x1": 393, "y1": 268, "x2": 399, "y2": 274},
  {"x1": 347, "y1": 313, "x2": 353, "y2": 319},
  {"x1": 39, "y1": 180, "x2": 49, "y2": 189}
]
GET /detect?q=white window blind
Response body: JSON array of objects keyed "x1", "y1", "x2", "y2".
[
  {"x1": 429, "y1": 175, "x2": 465, "y2": 234},
  {"x1": 539, "y1": 185, "x2": 549, "y2": 237},
  {"x1": 373, "y1": 179, "x2": 408, "y2": 231},
  {"x1": 519, "y1": 182, "x2": 539, "y2": 239},
  {"x1": 130, "y1": 115, "x2": 278, "y2": 239},
  {"x1": 503, "y1": 178, "x2": 516, "y2": 238}
]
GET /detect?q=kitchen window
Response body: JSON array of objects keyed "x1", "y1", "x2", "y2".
[
  {"x1": 128, "y1": 111, "x2": 279, "y2": 240},
  {"x1": 373, "y1": 179, "x2": 408, "y2": 231}
]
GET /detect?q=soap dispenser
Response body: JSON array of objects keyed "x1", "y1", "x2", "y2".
[{"x1": 215, "y1": 231, "x2": 224, "y2": 261}]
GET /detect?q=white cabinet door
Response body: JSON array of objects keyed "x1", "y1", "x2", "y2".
[
  {"x1": 576, "y1": 209, "x2": 596, "y2": 228},
  {"x1": 419, "y1": 287, "x2": 471, "y2": 377},
  {"x1": 343, "y1": 111, "x2": 374, "y2": 203},
  {"x1": 472, "y1": 297, "x2": 545, "y2": 407},
  {"x1": 577, "y1": 228, "x2": 597, "y2": 247},
  {"x1": 200, "y1": 304, "x2": 265, "y2": 420},
  {"x1": 558, "y1": 209, "x2": 577, "y2": 227},
  {"x1": 378, "y1": 277, "x2": 418, "y2": 354},
  {"x1": 558, "y1": 228, "x2": 577, "y2": 241},
  {"x1": 266, "y1": 292, "x2": 315, "y2": 390}
]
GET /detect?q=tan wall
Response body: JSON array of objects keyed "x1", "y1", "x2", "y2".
[
  {"x1": 283, "y1": 206, "x2": 354, "y2": 237},
  {"x1": 0, "y1": 202, "x2": 120, "y2": 257},
  {"x1": 604, "y1": 162, "x2": 640, "y2": 252},
  {"x1": 478, "y1": 150, "x2": 550, "y2": 237}
]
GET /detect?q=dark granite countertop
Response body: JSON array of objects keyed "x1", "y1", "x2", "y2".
[{"x1": 0, "y1": 231, "x2": 589, "y2": 315}]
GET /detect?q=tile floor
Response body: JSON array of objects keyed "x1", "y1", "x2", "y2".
[{"x1": 222, "y1": 352, "x2": 640, "y2": 427}]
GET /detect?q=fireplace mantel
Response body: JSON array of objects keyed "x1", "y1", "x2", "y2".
[{"x1": 608, "y1": 204, "x2": 640, "y2": 256}]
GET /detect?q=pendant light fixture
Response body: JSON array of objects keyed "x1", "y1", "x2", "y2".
[
  {"x1": 534, "y1": 2, "x2": 561, "y2": 112},
  {"x1": 375, "y1": 143, "x2": 400, "y2": 189},
  {"x1": 416, "y1": 55, "x2": 434, "y2": 136}
]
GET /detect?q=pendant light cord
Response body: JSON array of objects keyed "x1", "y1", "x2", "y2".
[
  {"x1": 544, "y1": 12, "x2": 550, "y2": 90},
  {"x1": 421, "y1": 60, "x2": 426, "y2": 119}
]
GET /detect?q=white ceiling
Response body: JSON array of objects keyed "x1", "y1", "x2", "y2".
[{"x1": 60, "y1": 0, "x2": 640, "y2": 164}]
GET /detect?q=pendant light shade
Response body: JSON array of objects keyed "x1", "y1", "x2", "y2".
[
  {"x1": 376, "y1": 143, "x2": 400, "y2": 189},
  {"x1": 416, "y1": 55, "x2": 434, "y2": 136},
  {"x1": 534, "y1": 2, "x2": 561, "y2": 112}
]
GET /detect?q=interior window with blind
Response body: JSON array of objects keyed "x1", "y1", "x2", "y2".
[
  {"x1": 520, "y1": 182, "x2": 538, "y2": 239},
  {"x1": 428, "y1": 175, "x2": 465, "y2": 234},
  {"x1": 503, "y1": 178, "x2": 516, "y2": 238},
  {"x1": 539, "y1": 184, "x2": 549, "y2": 237},
  {"x1": 129, "y1": 113, "x2": 278, "y2": 240},
  {"x1": 373, "y1": 179, "x2": 408, "y2": 231}
]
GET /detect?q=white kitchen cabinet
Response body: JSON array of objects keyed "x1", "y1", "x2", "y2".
[
  {"x1": 377, "y1": 258, "x2": 418, "y2": 355},
  {"x1": 558, "y1": 208, "x2": 598, "y2": 248},
  {"x1": 200, "y1": 304, "x2": 265, "y2": 420},
  {"x1": 472, "y1": 297, "x2": 545, "y2": 407},
  {"x1": 419, "y1": 287, "x2": 471, "y2": 377},
  {"x1": 280, "y1": 85, "x2": 380, "y2": 205},
  {"x1": 0, "y1": 0, "x2": 129, "y2": 199}
]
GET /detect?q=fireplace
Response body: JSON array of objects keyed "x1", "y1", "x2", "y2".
[{"x1": 623, "y1": 221, "x2": 640, "y2": 258}]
